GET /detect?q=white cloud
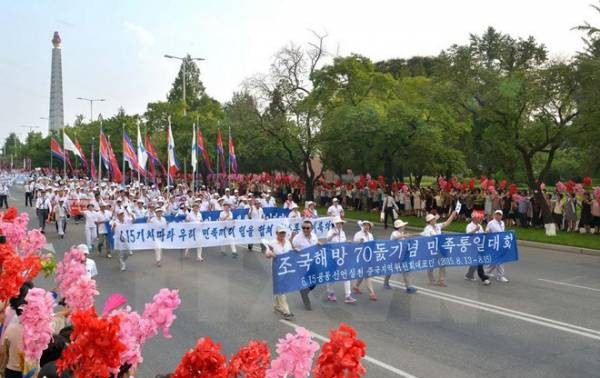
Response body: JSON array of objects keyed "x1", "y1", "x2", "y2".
[{"x1": 124, "y1": 21, "x2": 155, "y2": 46}]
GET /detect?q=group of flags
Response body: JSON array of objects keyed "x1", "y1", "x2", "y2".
[{"x1": 49, "y1": 120, "x2": 238, "y2": 183}]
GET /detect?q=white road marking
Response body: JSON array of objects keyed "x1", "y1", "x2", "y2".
[
  {"x1": 371, "y1": 277, "x2": 600, "y2": 340},
  {"x1": 537, "y1": 278, "x2": 600, "y2": 293},
  {"x1": 279, "y1": 319, "x2": 421, "y2": 378}
]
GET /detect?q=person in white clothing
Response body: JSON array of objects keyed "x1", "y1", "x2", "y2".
[
  {"x1": 265, "y1": 225, "x2": 295, "y2": 320},
  {"x1": 111, "y1": 210, "x2": 132, "y2": 271},
  {"x1": 327, "y1": 198, "x2": 344, "y2": 218},
  {"x1": 291, "y1": 220, "x2": 319, "y2": 310},
  {"x1": 486, "y1": 209, "x2": 509, "y2": 282},
  {"x1": 79, "y1": 244, "x2": 98, "y2": 278},
  {"x1": 95, "y1": 203, "x2": 113, "y2": 258},
  {"x1": 219, "y1": 203, "x2": 238, "y2": 258},
  {"x1": 422, "y1": 211, "x2": 457, "y2": 287},
  {"x1": 383, "y1": 219, "x2": 418, "y2": 293},
  {"x1": 352, "y1": 221, "x2": 377, "y2": 301},
  {"x1": 283, "y1": 193, "x2": 297, "y2": 209},
  {"x1": 53, "y1": 198, "x2": 70, "y2": 238},
  {"x1": 150, "y1": 207, "x2": 168, "y2": 267},
  {"x1": 83, "y1": 203, "x2": 98, "y2": 252},
  {"x1": 185, "y1": 203, "x2": 204, "y2": 261},
  {"x1": 464, "y1": 212, "x2": 492, "y2": 285},
  {"x1": 133, "y1": 199, "x2": 147, "y2": 220},
  {"x1": 325, "y1": 216, "x2": 356, "y2": 304}
]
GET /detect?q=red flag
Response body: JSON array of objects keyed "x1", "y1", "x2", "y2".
[
  {"x1": 228, "y1": 132, "x2": 238, "y2": 174},
  {"x1": 75, "y1": 139, "x2": 88, "y2": 170},
  {"x1": 145, "y1": 134, "x2": 166, "y2": 177},
  {"x1": 90, "y1": 144, "x2": 97, "y2": 181},
  {"x1": 51, "y1": 138, "x2": 65, "y2": 160},
  {"x1": 99, "y1": 129, "x2": 122, "y2": 183},
  {"x1": 196, "y1": 128, "x2": 213, "y2": 173},
  {"x1": 216, "y1": 129, "x2": 225, "y2": 172}
]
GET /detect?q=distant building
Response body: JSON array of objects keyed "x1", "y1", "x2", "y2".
[{"x1": 49, "y1": 31, "x2": 64, "y2": 132}]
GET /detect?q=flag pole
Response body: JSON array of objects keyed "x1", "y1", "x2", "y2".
[
  {"x1": 144, "y1": 123, "x2": 148, "y2": 186},
  {"x1": 62, "y1": 130, "x2": 67, "y2": 179},
  {"x1": 216, "y1": 127, "x2": 219, "y2": 192},
  {"x1": 98, "y1": 119, "x2": 103, "y2": 183},
  {"x1": 122, "y1": 123, "x2": 126, "y2": 187},
  {"x1": 167, "y1": 115, "x2": 171, "y2": 194},
  {"x1": 228, "y1": 125, "x2": 231, "y2": 188},
  {"x1": 136, "y1": 120, "x2": 141, "y2": 186}
]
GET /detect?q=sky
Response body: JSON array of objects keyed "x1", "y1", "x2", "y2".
[{"x1": 0, "y1": 0, "x2": 595, "y2": 144}]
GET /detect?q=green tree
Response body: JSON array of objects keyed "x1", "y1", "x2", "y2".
[{"x1": 167, "y1": 55, "x2": 207, "y2": 113}]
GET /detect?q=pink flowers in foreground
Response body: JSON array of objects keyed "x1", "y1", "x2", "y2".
[
  {"x1": 56, "y1": 246, "x2": 98, "y2": 311},
  {"x1": 142, "y1": 288, "x2": 181, "y2": 338},
  {"x1": 20, "y1": 288, "x2": 56, "y2": 361},
  {"x1": 266, "y1": 327, "x2": 320, "y2": 378}
]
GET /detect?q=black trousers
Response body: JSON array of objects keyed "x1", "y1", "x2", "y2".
[
  {"x1": 0, "y1": 195, "x2": 7, "y2": 208},
  {"x1": 25, "y1": 192, "x2": 33, "y2": 207},
  {"x1": 466, "y1": 265, "x2": 489, "y2": 281},
  {"x1": 384, "y1": 207, "x2": 395, "y2": 228},
  {"x1": 37, "y1": 209, "x2": 49, "y2": 231},
  {"x1": 4, "y1": 368, "x2": 23, "y2": 378}
]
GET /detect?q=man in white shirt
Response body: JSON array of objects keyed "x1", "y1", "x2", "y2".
[
  {"x1": 464, "y1": 213, "x2": 492, "y2": 285},
  {"x1": 25, "y1": 180, "x2": 35, "y2": 207},
  {"x1": 79, "y1": 244, "x2": 98, "y2": 278},
  {"x1": 83, "y1": 203, "x2": 98, "y2": 253},
  {"x1": 292, "y1": 220, "x2": 319, "y2": 310},
  {"x1": 247, "y1": 200, "x2": 265, "y2": 251},
  {"x1": 261, "y1": 192, "x2": 276, "y2": 208},
  {"x1": 265, "y1": 225, "x2": 294, "y2": 320},
  {"x1": 35, "y1": 190, "x2": 52, "y2": 233},
  {"x1": 486, "y1": 210, "x2": 509, "y2": 282},
  {"x1": 422, "y1": 211, "x2": 457, "y2": 287},
  {"x1": 111, "y1": 210, "x2": 132, "y2": 271},
  {"x1": 325, "y1": 216, "x2": 356, "y2": 304},
  {"x1": 95, "y1": 203, "x2": 113, "y2": 258},
  {"x1": 150, "y1": 207, "x2": 168, "y2": 267},
  {"x1": 219, "y1": 203, "x2": 237, "y2": 258},
  {"x1": 133, "y1": 199, "x2": 147, "y2": 220},
  {"x1": 283, "y1": 193, "x2": 297, "y2": 209},
  {"x1": 327, "y1": 198, "x2": 344, "y2": 218},
  {"x1": 383, "y1": 219, "x2": 418, "y2": 293},
  {"x1": 352, "y1": 221, "x2": 377, "y2": 301},
  {"x1": 185, "y1": 203, "x2": 204, "y2": 261}
]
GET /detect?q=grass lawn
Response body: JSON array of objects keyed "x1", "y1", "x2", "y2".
[{"x1": 318, "y1": 207, "x2": 600, "y2": 250}]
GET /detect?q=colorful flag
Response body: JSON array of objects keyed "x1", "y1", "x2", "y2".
[
  {"x1": 123, "y1": 132, "x2": 141, "y2": 172},
  {"x1": 137, "y1": 122, "x2": 148, "y2": 172},
  {"x1": 228, "y1": 129, "x2": 238, "y2": 174},
  {"x1": 191, "y1": 125, "x2": 198, "y2": 173},
  {"x1": 51, "y1": 138, "x2": 65, "y2": 161},
  {"x1": 145, "y1": 134, "x2": 166, "y2": 176},
  {"x1": 99, "y1": 129, "x2": 122, "y2": 183},
  {"x1": 216, "y1": 128, "x2": 225, "y2": 172},
  {"x1": 62, "y1": 131, "x2": 82, "y2": 158},
  {"x1": 196, "y1": 127, "x2": 213, "y2": 173},
  {"x1": 90, "y1": 144, "x2": 97, "y2": 181},
  {"x1": 75, "y1": 139, "x2": 88, "y2": 170},
  {"x1": 99, "y1": 129, "x2": 111, "y2": 170},
  {"x1": 167, "y1": 116, "x2": 179, "y2": 180}
]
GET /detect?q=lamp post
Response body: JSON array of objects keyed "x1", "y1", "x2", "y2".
[
  {"x1": 163, "y1": 54, "x2": 205, "y2": 116},
  {"x1": 76, "y1": 97, "x2": 105, "y2": 122}
]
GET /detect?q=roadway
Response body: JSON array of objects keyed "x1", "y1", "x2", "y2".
[{"x1": 11, "y1": 187, "x2": 600, "y2": 377}]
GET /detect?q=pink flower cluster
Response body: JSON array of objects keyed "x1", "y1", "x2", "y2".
[
  {"x1": 0, "y1": 211, "x2": 46, "y2": 256},
  {"x1": 107, "y1": 289, "x2": 181, "y2": 369},
  {"x1": 142, "y1": 288, "x2": 181, "y2": 339},
  {"x1": 20, "y1": 288, "x2": 55, "y2": 361},
  {"x1": 266, "y1": 327, "x2": 320, "y2": 378},
  {"x1": 56, "y1": 247, "x2": 98, "y2": 311}
]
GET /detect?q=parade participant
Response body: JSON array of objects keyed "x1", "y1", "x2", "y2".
[
  {"x1": 283, "y1": 193, "x2": 297, "y2": 209},
  {"x1": 288, "y1": 203, "x2": 301, "y2": 219},
  {"x1": 83, "y1": 203, "x2": 98, "y2": 253},
  {"x1": 35, "y1": 189, "x2": 51, "y2": 234},
  {"x1": 0, "y1": 182, "x2": 9, "y2": 209},
  {"x1": 95, "y1": 202, "x2": 113, "y2": 259},
  {"x1": 261, "y1": 191, "x2": 276, "y2": 208},
  {"x1": 111, "y1": 210, "x2": 132, "y2": 271},
  {"x1": 150, "y1": 207, "x2": 168, "y2": 267},
  {"x1": 219, "y1": 202, "x2": 238, "y2": 258},
  {"x1": 383, "y1": 219, "x2": 418, "y2": 293},
  {"x1": 382, "y1": 191, "x2": 399, "y2": 229},
  {"x1": 464, "y1": 213, "x2": 492, "y2": 285},
  {"x1": 291, "y1": 220, "x2": 318, "y2": 310},
  {"x1": 327, "y1": 198, "x2": 344, "y2": 218},
  {"x1": 52, "y1": 198, "x2": 70, "y2": 239},
  {"x1": 352, "y1": 220, "x2": 377, "y2": 301},
  {"x1": 486, "y1": 210, "x2": 509, "y2": 282},
  {"x1": 25, "y1": 180, "x2": 34, "y2": 207},
  {"x1": 133, "y1": 198, "x2": 147, "y2": 220},
  {"x1": 184, "y1": 203, "x2": 204, "y2": 262},
  {"x1": 326, "y1": 216, "x2": 356, "y2": 304},
  {"x1": 303, "y1": 201, "x2": 318, "y2": 218},
  {"x1": 265, "y1": 225, "x2": 295, "y2": 320},
  {"x1": 247, "y1": 199, "x2": 265, "y2": 251},
  {"x1": 422, "y1": 210, "x2": 457, "y2": 287},
  {"x1": 78, "y1": 244, "x2": 98, "y2": 278}
]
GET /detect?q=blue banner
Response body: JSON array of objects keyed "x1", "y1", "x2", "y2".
[{"x1": 272, "y1": 231, "x2": 518, "y2": 295}]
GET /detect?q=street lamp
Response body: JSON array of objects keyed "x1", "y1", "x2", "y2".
[
  {"x1": 76, "y1": 97, "x2": 105, "y2": 122},
  {"x1": 164, "y1": 54, "x2": 205, "y2": 116}
]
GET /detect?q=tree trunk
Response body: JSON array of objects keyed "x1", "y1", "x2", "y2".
[
  {"x1": 521, "y1": 152, "x2": 554, "y2": 226},
  {"x1": 383, "y1": 154, "x2": 393, "y2": 185}
]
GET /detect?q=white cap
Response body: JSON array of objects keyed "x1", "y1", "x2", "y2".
[
  {"x1": 276, "y1": 225, "x2": 288, "y2": 234},
  {"x1": 117, "y1": 209, "x2": 125, "y2": 215},
  {"x1": 77, "y1": 244, "x2": 90, "y2": 255},
  {"x1": 494, "y1": 209, "x2": 504, "y2": 216},
  {"x1": 425, "y1": 213, "x2": 440, "y2": 223},
  {"x1": 332, "y1": 197, "x2": 339, "y2": 202},
  {"x1": 394, "y1": 219, "x2": 408, "y2": 228}
]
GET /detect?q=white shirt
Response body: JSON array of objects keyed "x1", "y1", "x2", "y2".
[
  {"x1": 466, "y1": 222, "x2": 484, "y2": 234},
  {"x1": 133, "y1": 206, "x2": 147, "y2": 219},
  {"x1": 390, "y1": 230, "x2": 407, "y2": 241},
  {"x1": 268, "y1": 239, "x2": 293, "y2": 256},
  {"x1": 149, "y1": 216, "x2": 168, "y2": 226},
  {"x1": 84, "y1": 210, "x2": 98, "y2": 228},
  {"x1": 327, "y1": 204, "x2": 344, "y2": 218},
  {"x1": 218, "y1": 210, "x2": 233, "y2": 221},
  {"x1": 96, "y1": 210, "x2": 113, "y2": 234},
  {"x1": 353, "y1": 230, "x2": 374, "y2": 243},
  {"x1": 292, "y1": 232, "x2": 318, "y2": 251},
  {"x1": 85, "y1": 258, "x2": 98, "y2": 278},
  {"x1": 288, "y1": 210, "x2": 302, "y2": 219},
  {"x1": 326, "y1": 227, "x2": 346, "y2": 243},
  {"x1": 486, "y1": 219, "x2": 505, "y2": 233},
  {"x1": 186, "y1": 211, "x2": 203, "y2": 223},
  {"x1": 261, "y1": 197, "x2": 276, "y2": 208},
  {"x1": 422, "y1": 223, "x2": 443, "y2": 237},
  {"x1": 249, "y1": 206, "x2": 264, "y2": 220}
]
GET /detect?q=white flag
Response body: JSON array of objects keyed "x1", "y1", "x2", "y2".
[
  {"x1": 191, "y1": 124, "x2": 197, "y2": 173},
  {"x1": 137, "y1": 122, "x2": 148, "y2": 171},
  {"x1": 63, "y1": 131, "x2": 82, "y2": 158}
]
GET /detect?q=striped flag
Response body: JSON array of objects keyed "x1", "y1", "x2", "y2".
[
  {"x1": 51, "y1": 138, "x2": 65, "y2": 161},
  {"x1": 216, "y1": 128, "x2": 225, "y2": 172},
  {"x1": 75, "y1": 139, "x2": 88, "y2": 170},
  {"x1": 197, "y1": 127, "x2": 213, "y2": 173},
  {"x1": 90, "y1": 144, "x2": 97, "y2": 181},
  {"x1": 137, "y1": 122, "x2": 148, "y2": 173},
  {"x1": 228, "y1": 129, "x2": 238, "y2": 174},
  {"x1": 167, "y1": 116, "x2": 179, "y2": 179},
  {"x1": 145, "y1": 134, "x2": 166, "y2": 177},
  {"x1": 191, "y1": 125, "x2": 197, "y2": 173},
  {"x1": 123, "y1": 132, "x2": 141, "y2": 172}
]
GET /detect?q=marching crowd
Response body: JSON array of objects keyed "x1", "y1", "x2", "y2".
[{"x1": 0, "y1": 172, "x2": 521, "y2": 323}]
